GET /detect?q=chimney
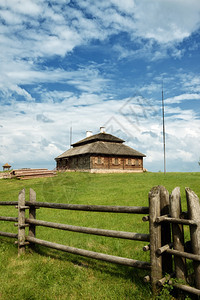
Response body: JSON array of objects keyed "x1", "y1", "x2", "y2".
[
  {"x1": 100, "y1": 127, "x2": 105, "y2": 133},
  {"x1": 86, "y1": 130, "x2": 93, "y2": 137}
]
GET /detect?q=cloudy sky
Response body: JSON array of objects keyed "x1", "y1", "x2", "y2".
[{"x1": 0, "y1": 0, "x2": 200, "y2": 172}]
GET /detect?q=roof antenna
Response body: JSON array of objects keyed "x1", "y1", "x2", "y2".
[{"x1": 162, "y1": 80, "x2": 166, "y2": 174}]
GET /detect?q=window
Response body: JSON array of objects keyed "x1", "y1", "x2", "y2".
[
  {"x1": 126, "y1": 158, "x2": 136, "y2": 166},
  {"x1": 115, "y1": 158, "x2": 118, "y2": 165},
  {"x1": 112, "y1": 157, "x2": 119, "y2": 165},
  {"x1": 95, "y1": 156, "x2": 104, "y2": 164}
]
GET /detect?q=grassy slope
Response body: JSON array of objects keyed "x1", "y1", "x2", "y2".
[{"x1": 0, "y1": 172, "x2": 199, "y2": 299}]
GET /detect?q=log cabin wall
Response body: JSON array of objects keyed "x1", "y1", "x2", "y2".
[
  {"x1": 67, "y1": 155, "x2": 91, "y2": 170},
  {"x1": 56, "y1": 155, "x2": 90, "y2": 170},
  {"x1": 91, "y1": 156, "x2": 143, "y2": 171},
  {"x1": 57, "y1": 155, "x2": 143, "y2": 171},
  {"x1": 56, "y1": 158, "x2": 67, "y2": 170}
]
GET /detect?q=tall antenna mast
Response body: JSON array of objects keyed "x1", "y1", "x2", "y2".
[
  {"x1": 162, "y1": 81, "x2": 166, "y2": 174},
  {"x1": 70, "y1": 125, "x2": 72, "y2": 148}
]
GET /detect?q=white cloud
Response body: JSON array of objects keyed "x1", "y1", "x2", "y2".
[
  {"x1": 77, "y1": 0, "x2": 200, "y2": 44},
  {"x1": 180, "y1": 74, "x2": 200, "y2": 93},
  {"x1": 0, "y1": 0, "x2": 200, "y2": 172},
  {"x1": 113, "y1": 41, "x2": 165, "y2": 61},
  {"x1": 110, "y1": 0, "x2": 135, "y2": 14},
  {"x1": 0, "y1": 62, "x2": 110, "y2": 101},
  {"x1": 2, "y1": 0, "x2": 41, "y2": 16},
  {"x1": 0, "y1": 0, "x2": 200, "y2": 97},
  {"x1": 133, "y1": 0, "x2": 200, "y2": 43},
  {"x1": 165, "y1": 93, "x2": 200, "y2": 104},
  {"x1": 0, "y1": 92, "x2": 199, "y2": 171}
]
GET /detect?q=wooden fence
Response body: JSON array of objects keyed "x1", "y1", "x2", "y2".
[{"x1": 0, "y1": 185, "x2": 200, "y2": 297}]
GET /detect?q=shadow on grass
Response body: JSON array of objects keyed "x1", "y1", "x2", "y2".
[
  {"x1": 0, "y1": 238, "x2": 152, "y2": 298},
  {"x1": 33, "y1": 243, "x2": 150, "y2": 290}
]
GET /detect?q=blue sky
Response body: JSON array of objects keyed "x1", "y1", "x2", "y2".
[{"x1": 0, "y1": 0, "x2": 200, "y2": 172}]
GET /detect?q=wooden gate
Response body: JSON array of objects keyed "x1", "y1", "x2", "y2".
[{"x1": 148, "y1": 185, "x2": 200, "y2": 297}]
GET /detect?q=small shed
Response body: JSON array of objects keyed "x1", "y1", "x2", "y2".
[{"x1": 2, "y1": 163, "x2": 11, "y2": 171}]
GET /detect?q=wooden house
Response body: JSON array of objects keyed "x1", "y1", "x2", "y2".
[{"x1": 55, "y1": 128, "x2": 146, "y2": 173}]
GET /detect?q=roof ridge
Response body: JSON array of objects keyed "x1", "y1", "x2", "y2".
[{"x1": 72, "y1": 132, "x2": 124, "y2": 147}]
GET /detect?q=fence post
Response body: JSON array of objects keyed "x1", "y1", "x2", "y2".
[
  {"x1": 28, "y1": 188, "x2": 36, "y2": 249},
  {"x1": 149, "y1": 186, "x2": 162, "y2": 294},
  {"x1": 160, "y1": 186, "x2": 172, "y2": 275},
  {"x1": 170, "y1": 187, "x2": 186, "y2": 282},
  {"x1": 185, "y1": 188, "x2": 200, "y2": 290},
  {"x1": 18, "y1": 189, "x2": 26, "y2": 255}
]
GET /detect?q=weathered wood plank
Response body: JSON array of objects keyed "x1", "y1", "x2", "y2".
[
  {"x1": 149, "y1": 186, "x2": 162, "y2": 294},
  {"x1": 166, "y1": 249, "x2": 200, "y2": 262},
  {"x1": 170, "y1": 187, "x2": 186, "y2": 281},
  {"x1": 157, "y1": 243, "x2": 172, "y2": 255},
  {"x1": 11, "y1": 169, "x2": 56, "y2": 180},
  {"x1": 173, "y1": 283, "x2": 200, "y2": 296},
  {"x1": 160, "y1": 186, "x2": 172, "y2": 274},
  {"x1": 26, "y1": 236, "x2": 151, "y2": 269},
  {"x1": 0, "y1": 231, "x2": 17, "y2": 238},
  {"x1": 157, "y1": 273, "x2": 174, "y2": 287},
  {"x1": 25, "y1": 201, "x2": 149, "y2": 214},
  {"x1": 185, "y1": 188, "x2": 200, "y2": 289},
  {"x1": 25, "y1": 218, "x2": 150, "y2": 241},
  {"x1": 28, "y1": 188, "x2": 36, "y2": 249},
  {"x1": 11, "y1": 169, "x2": 48, "y2": 175},
  {"x1": 0, "y1": 201, "x2": 18, "y2": 206},
  {"x1": 156, "y1": 216, "x2": 197, "y2": 226},
  {"x1": 0, "y1": 216, "x2": 18, "y2": 222},
  {"x1": 18, "y1": 189, "x2": 26, "y2": 255}
]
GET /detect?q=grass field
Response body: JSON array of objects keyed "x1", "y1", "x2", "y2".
[{"x1": 0, "y1": 172, "x2": 199, "y2": 299}]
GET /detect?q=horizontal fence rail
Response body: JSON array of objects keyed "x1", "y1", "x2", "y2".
[
  {"x1": 173, "y1": 283, "x2": 200, "y2": 296},
  {"x1": 26, "y1": 218, "x2": 150, "y2": 241},
  {"x1": 156, "y1": 215, "x2": 198, "y2": 226},
  {"x1": 165, "y1": 248, "x2": 200, "y2": 262},
  {"x1": 0, "y1": 203, "x2": 18, "y2": 239},
  {"x1": 0, "y1": 201, "x2": 18, "y2": 206},
  {"x1": 0, "y1": 188, "x2": 150, "y2": 274},
  {"x1": 26, "y1": 236, "x2": 151, "y2": 269},
  {"x1": 25, "y1": 201, "x2": 149, "y2": 214},
  {"x1": 0, "y1": 216, "x2": 18, "y2": 222},
  {"x1": 0, "y1": 231, "x2": 17, "y2": 238}
]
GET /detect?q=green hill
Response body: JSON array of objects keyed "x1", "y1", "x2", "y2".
[{"x1": 0, "y1": 172, "x2": 199, "y2": 299}]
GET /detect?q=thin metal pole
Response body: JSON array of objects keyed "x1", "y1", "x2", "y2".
[
  {"x1": 162, "y1": 82, "x2": 166, "y2": 174},
  {"x1": 70, "y1": 125, "x2": 72, "y2": 148}
]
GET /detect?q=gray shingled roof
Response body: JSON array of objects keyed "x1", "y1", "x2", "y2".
[
  {"x1": 72, "y1": 133, "x2": 124, "y2": 147},
  {"x1": 55, "y1": 141, "x2": 145, "y2": 159}
]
